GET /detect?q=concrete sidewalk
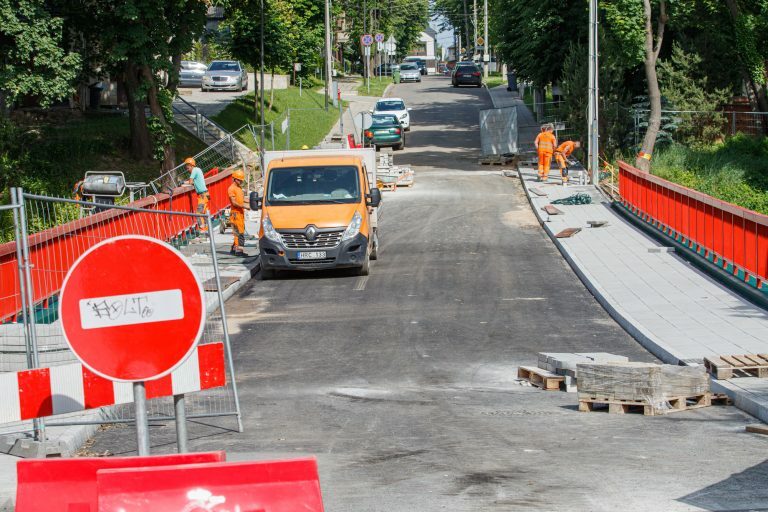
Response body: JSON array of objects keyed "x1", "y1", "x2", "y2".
[{"x1": 516, "y1": 166, "x2": 768, "y2": 422}]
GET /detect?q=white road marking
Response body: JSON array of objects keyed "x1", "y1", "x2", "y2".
[{"x1": 353, "y1": 277, "x2": 369, "y2": 291}]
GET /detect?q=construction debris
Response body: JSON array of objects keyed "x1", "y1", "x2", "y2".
[
  {"x1": 577, "y1": 362, "x2": 711, "y2": 416},
  {"x1": 551, "y1": 193, "x2": 592, "y2": 205},
  {"x1": 479, "y1": 154, "x2": 516, "y2": 166},
  {"x1": 746, "y1": 424, "x2": 768, "y2": 435},
  {"x1": 542, "y1": 205, "x2": 564, "y2": 215},
  {"x1": 587, "y1": 220, "x2": 608, "y2": 228},
  {"x1": 555, "y1": 228, "x2": 581, "y2": 238}
]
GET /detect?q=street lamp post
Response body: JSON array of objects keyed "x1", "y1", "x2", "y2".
[
  {"x1": 259, "y1": 0, "x2": 265, "y2": 169},
  {"x1": 588, "y1": 0, "x2": 600, "y2": 185}
]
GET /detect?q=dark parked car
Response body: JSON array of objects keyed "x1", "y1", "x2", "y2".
[
  {"x1": 374, "y1": 63, "x2": 399, "y2": 76},
  {"x1": 364, "y1": 114, "x2": 405, "y2": 150},
  {"x1": 404, "y1": 58, "x2": 427, "y2": 75},
  {"x1": 452, "y1": 62, "x2": 482, "y2": 87}
]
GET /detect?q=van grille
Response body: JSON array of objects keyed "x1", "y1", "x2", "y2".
[{"x1": 279, "y1": 230, "x2": 343, "y2": 249}]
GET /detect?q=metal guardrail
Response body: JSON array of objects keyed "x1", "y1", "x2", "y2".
[{"x1": 618, "y1": 160, "x2": 768, "y2": 290}]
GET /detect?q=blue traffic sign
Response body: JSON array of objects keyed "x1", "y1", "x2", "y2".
[
  {"x1": 374, "y1": 33, "x2": 385, "y2": 43},
  {"x1": 361, "y1": 34, "x2": 374, "y2": 46}
]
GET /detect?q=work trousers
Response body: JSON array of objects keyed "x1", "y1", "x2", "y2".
[
  {"x1": 555, "y1": 153, "x2": 569, "y2": 183},
  {"x1": 538, "y1": 151, "x2": 553, "y2": 180},
  {"x1": 196, "y1": 192, "x2": 210, "y2": 230},
  {"x1": 230, "y1": 210, "x2": 245, "y2": 249}
]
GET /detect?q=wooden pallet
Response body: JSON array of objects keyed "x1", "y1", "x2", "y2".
[
  {"x1": 378, "y1": 181, "x2": 397, "y2": 192},
  {"x1": 578, "y1": 393, "x2": 712, "y2": 416},
  {"x1": 517, "y1": 366, "x2": 564, "y2": 391},
  {"x1": 704, "y1": 354, "x2": 768, "y2": 379}
]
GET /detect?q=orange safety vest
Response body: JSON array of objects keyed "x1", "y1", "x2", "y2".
[
  {"x1": 535, "y1": 132, "x2": 556, "y2": 153},
  {"x1": 556, "y1": 141, "x2": 575, "y2": 157},
  {"x1": 228, "y1": 182, "x2": 245, "y2": 214}
]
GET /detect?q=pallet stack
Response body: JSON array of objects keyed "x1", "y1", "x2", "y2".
[
  {"x1": 517, "y1": 352, "x2": 629, "y2": 392},
  {"x1": 577, "y1": 362, "x2": 711, "y2": 415}
]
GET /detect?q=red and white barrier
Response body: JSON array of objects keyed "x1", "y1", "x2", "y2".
[{"x1": 0, "y1": 343, "x2": 225, "y2": 424}]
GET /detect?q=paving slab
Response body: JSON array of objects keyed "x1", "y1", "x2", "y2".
[{"x1": 517, "y1": 165, "x2": 768, "y2": 422}]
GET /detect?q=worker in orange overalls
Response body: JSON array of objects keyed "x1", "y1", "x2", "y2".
[
  {"x1": 555, "y1": 140, "x2": 581, "y2": 186},
  {"x1": 534, "y1": 124, "x2": 557, "y2": 182},
  {"x1": 227, "y1": 169, "x2": 250, "y2": 256}
]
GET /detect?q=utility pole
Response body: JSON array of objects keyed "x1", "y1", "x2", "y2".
[
  {"x1": 324, "y1": 0, "x2": 333, "y2": 111},
  {"x1": 483, "y1": 0, "x2": 488, "y2": 78},
  {"x1": 587, "y1": 0, "x2": 600, "y2": 184},
  {"x1": 259, "y1": 0, "x2": 265, "y2": 169},
  {"x1": 473, "y1": 0, "x2": 478, "y2": 60},
  {"x1": 364, "y1": 0, "x2": 369, "y2": 91}
]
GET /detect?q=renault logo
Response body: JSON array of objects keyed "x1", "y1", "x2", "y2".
[{"x1": 305, "y1": 225, "x2": 318, "y2": 240}]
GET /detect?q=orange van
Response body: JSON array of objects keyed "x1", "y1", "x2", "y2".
[{"x1": 251, "y1": 150, "x2": 382, "y2": 279}]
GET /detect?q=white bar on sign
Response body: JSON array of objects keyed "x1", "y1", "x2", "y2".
[{"x1": 79, "y1": 289, "x2": 184, "y2": 329}]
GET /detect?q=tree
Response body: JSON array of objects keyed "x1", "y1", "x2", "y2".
[
  {"x1": 488, "y1": 0, "x2": 587, "y2": 87},
  {"x1": 62, "y1": 0, "x2": 207, "y2": 169},
  {"x1": 0, "y1": 0, "x2": 81, "y2": 114},
  {"x1": 724, "y1": 0, "x2": 768, "y2": 128}
]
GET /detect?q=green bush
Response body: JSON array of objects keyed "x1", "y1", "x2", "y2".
[{"x1": 652, "y1": 135, "x2": 768, "y2": 214}]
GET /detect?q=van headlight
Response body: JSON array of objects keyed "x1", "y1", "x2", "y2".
[
  {"x1": 262, "y1": 214, "x2": 281, "y2": 243},
  {"x1": 341, "y1": 211, "x2": 362, "y2": 241}
]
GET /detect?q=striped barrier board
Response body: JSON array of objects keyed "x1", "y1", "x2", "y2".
[{"x1": 0, "y1": 342, "x2": 225, "y2": 424}]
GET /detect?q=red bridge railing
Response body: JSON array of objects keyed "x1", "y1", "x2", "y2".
[
  {"x1": 0, "y1": 169, "x2": 234, "y2": 323},
  {"x1": 618, "y1": 161, "x2": 768, "y2": 291}
]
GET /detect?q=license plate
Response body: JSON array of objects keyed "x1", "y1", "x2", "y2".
[{"x1": 297, "y1": 251, "x2": 326, "y2": 260}]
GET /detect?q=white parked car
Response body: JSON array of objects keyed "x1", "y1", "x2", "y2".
[
  {"x1": 398, "y1": 63, "x2": 421, "y2": 82},
  {"x1": 202, "y1": 60, "x2": 248, "y2": 92},
  {"x1": 372, "y1": 98, "x2": 412, "y2": 131}
]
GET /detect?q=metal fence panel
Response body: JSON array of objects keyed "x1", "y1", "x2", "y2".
[
  {"x1": 480, "y1": 106, "x2": 518, "y2": 156},
  {"x1": 0, "y1": 190, "x2": 242, "y2": 438}
]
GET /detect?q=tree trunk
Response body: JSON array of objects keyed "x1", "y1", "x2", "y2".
[
  {"x1": 462, "y1": 0, "x2": 471, "y2": 56},
  {"x1": 723, "y1": 0, "x2": 768, "y2": 133},
  {"x1": 140, "y1": 65, "x2": 176, "y2": 172},
  {"x1": 167, "y1": 53, "x2": 182, "y2": 95},
  {"x1": 254, "y1": 72, "x2": 261, "y2": 123},
  {"x1": 268, "y1": 69, "x2": 275, "y2": 112},
  {"x1": 123, "y1": 62, "x2": 153, "y2": 162},
  {"x1": 636, "y1": 0, "x2": 667, "y2": 172}
]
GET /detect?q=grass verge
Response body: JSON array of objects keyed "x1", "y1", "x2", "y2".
[
  {"x1": 213, "y1": 87, "x2": 343, "y2": 151},
  {"x1": 357, "y1": 77, "x2": 391, "y2": 98},
  {"x1": 650, "y1": 135, "x2": 768, "y2": 214}
]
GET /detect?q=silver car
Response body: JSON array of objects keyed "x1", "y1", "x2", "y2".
[
  {"x1": 398, "y1": 63, "x2": 421, "y2": 83},
  {"x1": 179, "y1": 61, "x2": 207, "y2": 87},
  {"x1": 202, "y1": 61, "x2": 248, "y2": 92}
]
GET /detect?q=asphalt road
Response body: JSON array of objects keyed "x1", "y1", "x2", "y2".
[{"x1": 89, "y1": 76, "x2": 768, "y2": 512}]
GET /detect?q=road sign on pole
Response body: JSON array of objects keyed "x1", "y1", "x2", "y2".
[
  {"x1": 361, "y1": 34, "x2": 374, "y2": 46},
  {"x1": 374, "y1": 33, "x2": 385, "y2": 43},
  {"x1": 59, "y1": 235, "x2": 205, "y2": 456}
]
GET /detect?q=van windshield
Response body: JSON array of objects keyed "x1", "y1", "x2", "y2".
[{"x1": 267, "y1": 165, "x2": 360, "y2": 205}]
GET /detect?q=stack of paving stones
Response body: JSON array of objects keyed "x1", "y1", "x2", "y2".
[
  {"x1": 577, "y1": 362, "x2": 710, "y2": 407},
  {"x1": 537, "y1": 353, "x2": 630, "y2": 392}
]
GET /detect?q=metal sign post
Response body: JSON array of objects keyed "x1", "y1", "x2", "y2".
[
  {"x1": 133, "y1": 382, "x2": 150, "y2": 455},
  {"x1": 362, "y1": 34, "x2": 373, "y2": 94}
]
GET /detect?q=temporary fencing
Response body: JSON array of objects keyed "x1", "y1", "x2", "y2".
[
  {"x1": 630, "y1": 109, "x2": 768, "y2": 146},
  {"x1": 480, "y1": 106, "x2": 519, "y2": 156},
  {"x1": 0, "y1": 172, "x2": 242, "y2": 443}
]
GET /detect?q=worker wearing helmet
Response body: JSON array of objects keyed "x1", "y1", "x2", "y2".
[
  {"x1": 227, "y1": 169, "x2": 250, "y2": 255},
  {"x1": 534, "y1": 124, "x2": 557, "y2": 182},
  {"x1": 184, "y1": 157, "x2": 209, "y2": 232},
  {"x1": 554, "y1": 140, "x2": 580, "y2": 186},
  {"x1": 301, "y1": 145, "x2": 309, "y2": 150}
]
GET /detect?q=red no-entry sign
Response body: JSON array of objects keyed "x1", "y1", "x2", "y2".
[{"x1": 59, "y1": 236, "x2": 205, "y2": 382}]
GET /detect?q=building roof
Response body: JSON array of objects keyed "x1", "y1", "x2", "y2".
[{"x1": 424, "y1": 26, "x2": 437, "y2": 38}]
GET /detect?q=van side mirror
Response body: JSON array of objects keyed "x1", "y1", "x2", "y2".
[
  {"x1": 249, "y1": 191, "x2": 262, "y2": 210},
  {"x1": 367, "y1": 188, "x2": 382, "y2": 207}
]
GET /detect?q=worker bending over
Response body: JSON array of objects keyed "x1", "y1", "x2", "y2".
[
  {"x1": 554, "y1": 140, "x2": 580, "y2": 186},
  {"x1": 534, "y1": 124, "x2": 557, "y2": 182},
  {"x1": 228, "y1": 169, "x2": 250, "y2": 256},
  {"x1": 184, "y1": 157, "x2": 209, "y2": 233}
]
